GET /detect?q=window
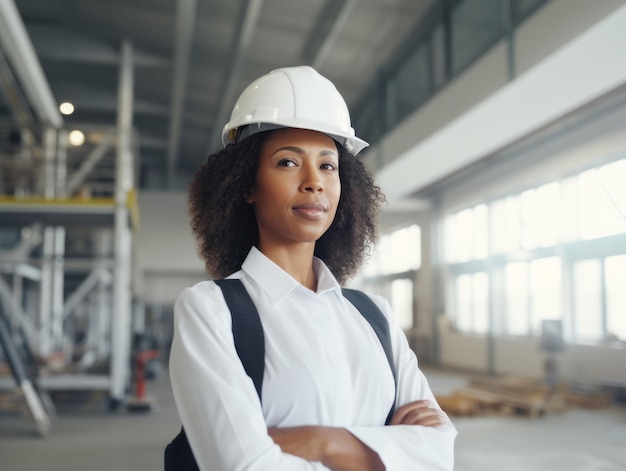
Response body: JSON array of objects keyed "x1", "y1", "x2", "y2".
[
  {"x1": 605, "y1": 254, "x2": 626, "y2": 341},
  {"x1": 445, "y1": 204, "x2": 488, "y2": 263},
  {"x1": 454, "y1": 272, "x2": 489, "y2": 334},
  {"x1": 503, "y1": 257, "x2": 563, "y2": 336},
  {"x1": 350, "y1": 0, "x2": 548, "y2": 150},
  {"x1": 390, "y1": 279, "x2": 414, "y2": 331},
  {"x1": 392, "y1": 44, "x2": 430, "y2": 123},
  {"x1": 491, "y1": 196, "x2": 521, "y2": 254},
  {"x1": 578, "y1": 163, "x2": 626, "y2": 240},
  {"x1": 512, "y1": 0, "x2": 549, "y2": 25},
  {"x1": 572, "y1": 259, "x2": 602, "y2": 341},
  {"x1": 504, "y1": 261, "x2": 529, "y2": 335},
  {"x1": 451, "y1": 0, "x2": 503, "y2": 74},
  {"x1": 352, "y1": 96, "x2": 382, "y2": 148},
  {"x1": 529, "y1": 257, "x2": 562, "y2": 334},
  {"x1": 520, "y1": 182, "x2": 561, "y2": 250},
  {"x1": 365, "y1": 224, "x2": 421, "y2": 275},
  {"x1": 358, "y1": 225, "x2": 421, "y2": 330},
  {"x1": 444, "y1": 157, "x2": 626, "y2": 343}
]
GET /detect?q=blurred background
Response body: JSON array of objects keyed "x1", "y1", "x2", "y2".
[{"x1": 0, "y1": 0, "x2": 625, "y2": 469}]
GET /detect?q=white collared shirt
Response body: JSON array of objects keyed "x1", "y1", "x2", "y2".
[{"x1": 170, "y1": 247, "x2": 456, "y2": 470}]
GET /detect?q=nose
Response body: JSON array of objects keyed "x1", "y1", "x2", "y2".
[{"x1": 300, "y1": 165, "x2": 324, "y2": 193}]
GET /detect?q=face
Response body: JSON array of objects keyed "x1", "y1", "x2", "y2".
[{"x1": 247, "y1": 128, "x2": 341, "y2": 251}]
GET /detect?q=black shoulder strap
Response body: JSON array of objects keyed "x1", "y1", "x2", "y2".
[
  {"x1": 341, "y1": 288, "x2": 397, "y2": 425},
  {"x1": 214, "y1": 279, "x2": 265, "y2": 399},
  {"x1": 164, "y1": 279, "x2": 265, "y2": 471},
  {"x1": 165, "y1": 282, "x2": 397, "y2": 470}
]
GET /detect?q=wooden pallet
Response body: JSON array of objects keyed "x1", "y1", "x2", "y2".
[
  {"x1": 566, "y1": 390, "x2": 612, "y2": 409},
  {"x1": 437, "y1": 375, "x2": 568, "y2": 417}
]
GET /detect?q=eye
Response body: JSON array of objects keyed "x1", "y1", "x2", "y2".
[
  {"x1": 277, "y1": 158, "x2": 298, "y2": 167},
  {"x1": 320, "y1": 162, "x2": 337, "y2": 171}
]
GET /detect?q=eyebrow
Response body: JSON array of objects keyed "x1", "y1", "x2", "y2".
[{"x1": 271, "y1": 146, "x2": 338, "y2": 158}]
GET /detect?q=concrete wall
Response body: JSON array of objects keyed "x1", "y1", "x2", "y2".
[{"x1": 135, "y1": 191, "x2": 205, "y2": 305}]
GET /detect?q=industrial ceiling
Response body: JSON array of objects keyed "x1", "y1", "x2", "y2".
[{"x1": 0, "y1": 0, "x2": 435, "y2": 190}]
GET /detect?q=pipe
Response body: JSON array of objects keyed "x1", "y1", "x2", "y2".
[{"x1": 0, "y1": 0, "x2": 62, "y2": 127}]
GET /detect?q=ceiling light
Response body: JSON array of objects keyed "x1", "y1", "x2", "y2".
[
  {"x1": 68, "y1": 130, "x2": 85, "y2": 146},
  {"x1": 59, "y1": 102, "x2": 75, "y2": 115}
]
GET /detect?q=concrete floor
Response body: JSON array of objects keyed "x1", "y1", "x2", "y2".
[{"x1": 1, "y1": 369, "x2": 625, "y2": 471}]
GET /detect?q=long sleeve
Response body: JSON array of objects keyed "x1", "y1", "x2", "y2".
[
  {"x1": 346, "y1": 295, "x2": 457, "y2": 471},
  {"x1": 169, "y1": 282, "x2": 329, "y2": 471},
  {"x1": 170, "y1": 249, "x2": 456, "y2": 470}
]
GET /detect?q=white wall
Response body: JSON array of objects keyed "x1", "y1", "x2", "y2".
[
  {"x1": 515, "y1": 0, "x2": 626, "y2": 75},
  {"x1": 366, "y1": 0, "x2": 626, "y2": 206},
  {"x1": 438, "y1": 93, "x2": 626, "y2": 211},
  {"x1": 135, "y1": 191, "x2": 205, "y2": 304},
  {"x1": 438, "y1": 323, "x2": 626, "y2": 384}
]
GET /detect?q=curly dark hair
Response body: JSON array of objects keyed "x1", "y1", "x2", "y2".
[{"x1": 188, "y1": 131, "x2": 385, "y2": 284}]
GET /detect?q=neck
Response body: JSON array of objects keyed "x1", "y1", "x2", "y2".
[{"x1": 257, "y1": 243, "x2": 317, "y2": 291}]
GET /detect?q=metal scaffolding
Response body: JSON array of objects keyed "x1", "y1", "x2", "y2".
[{"x1": 0, "y1": 38, "x2": 137, "y2": 422}]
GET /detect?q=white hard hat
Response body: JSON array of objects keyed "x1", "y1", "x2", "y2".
[{"x1": 222, "y1": 66, "x2": 368, "y2": 156}]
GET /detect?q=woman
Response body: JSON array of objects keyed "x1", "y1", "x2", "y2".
[{"x1": 169, "y1": 66, "x2": 457, "y2": 470}]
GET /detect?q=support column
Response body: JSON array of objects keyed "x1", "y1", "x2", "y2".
[
  {"x1": 503, "y1": 0, "x2": 516, "y2": 80},
  {"x1": 55, "y1": 129, "x2": 68, "y2": 198},
  {"x1": 38, "y1": 226, "x2": 54, "y2": 356},
  {"x1": 110, "y1": 40, "x2": 134, "y2": 407},
  {"x1": 50, "y1": 226, "x2": 65, "y2": 351},
  {"x1": 95, "y1": 229, "x2": 113, "y2": 359},
  {"x1": 42, "y1": 128, "x2": 57, "y2": 199}
]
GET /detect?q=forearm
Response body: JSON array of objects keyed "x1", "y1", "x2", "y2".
[{"x1": 269, "y1": 426, "x2": 384, "y2": 471}]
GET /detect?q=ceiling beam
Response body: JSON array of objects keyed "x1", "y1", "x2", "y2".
[
  {"x1": 301, "y1": 0, "x2": 358, "y2": 70},
  {"x1": 206, "y1": 0, "x2": 264, "y2": 156},
  {"x1": 166, "y1": 0, "x2": 197, "y2": 187},
  {"x1": 0, "y1": 46, "x2": 34, "y2": 126},
  {"x1": 27, "y1": 25, "x2": 171, "y2": 67},
  {"x1": 52, "y1": 81, "x2": 169, "y2": 116},
  {"x1": 0, "y1": 0, "x2": 62, "y2": 127}
]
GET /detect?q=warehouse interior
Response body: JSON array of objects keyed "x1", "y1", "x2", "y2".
[{"x1": 0, "y1": 0, "x2": 625, "y2": 469}]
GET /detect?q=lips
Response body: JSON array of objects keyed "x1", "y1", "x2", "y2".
[{"x1": 292, "y1": 202, "x2": 328, "y2": 220}]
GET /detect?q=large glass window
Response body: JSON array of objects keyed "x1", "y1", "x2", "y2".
[
  {"x1": 605, "y1": 254, "x2": 626, "y2": 341},
  {"x1": 392, "y1": 44, "x2": 431, "y2": 123},
  {"x1": 451, "y1": 0, "x2": 504, "y2": 74},
  {"x1": 491, "y1": 196, "x2": 521, "y2": 254},
  {"x1": 445, "y1": 157, "x2": 626, "y2": 344},
  {"x1": 520, "y1": 182, "x2": 561, "y2": 249},
  {"x1": 504, "y1": 261, "x2": 529, "y2": 335},
  {"x1": 358, "y1": 225, "x2": 421, "y2": 330},
  {"x1": 365, "y1": 224, "x2": 421, "y2": 275},
  {"x1": 578, "y1": 170, "x2": 626, "y2": 240},
  {"x1": 390, "y1": 278, "x2": 414, "y2": 330},
  {"x1": 512, "y1": 0, "x2": 550, "y2": 25},
  {"x1": 529, "y1": 257, "x2": 562, "y2": 334},
  {"x1": 445, "y1": 204, "x2": 488, "y2": 263},
  {"x1": 352, "y1": 96, "x2": 381, "y2": 149},
  {"x1": 455, "y1": 272, "x2": 489, "y2": 334},
  {"x1": 503, "y1": 258, "x2": 563, "y2": 336},
  {"x1": 573, "y1": 259, "x2": 602, "y2": 341}
]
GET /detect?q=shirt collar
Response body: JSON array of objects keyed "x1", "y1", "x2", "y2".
[{"x1": 241, "y1": 247, "x2": 341, "y2": 302}]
